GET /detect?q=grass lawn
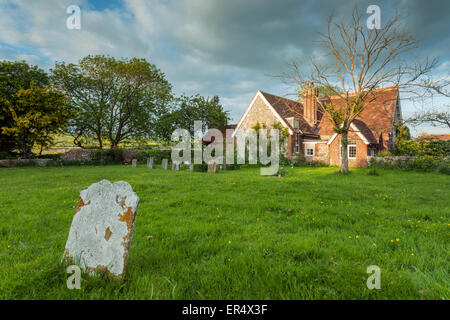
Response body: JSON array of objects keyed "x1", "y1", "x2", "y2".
[
  {"x1": 32, "y1": 134, "x2": 161, "y2": 155},
  {"x1": 0, "y1": 165, "x2": 448, "y2": 299}
]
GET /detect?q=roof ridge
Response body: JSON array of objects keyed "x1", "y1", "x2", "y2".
[{"x1": 259, "y1": 91, "x2": 303, "y2": 104}]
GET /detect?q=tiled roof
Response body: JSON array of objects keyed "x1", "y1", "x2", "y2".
[
  {"x1": 260, "y1": 86, "x2": 399, "y2": 144},
  {"x1": 259, "y1": 91, "x2": 315, "y2": 134},
  {"x1": 415, "y1": 132, "x2": 450, "y2": 141}
]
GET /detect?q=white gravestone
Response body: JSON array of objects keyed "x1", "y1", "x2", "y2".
[
  {"x1": 147, "y1": 157, "x2": 153, "y2": 169},
  {"x1": 162, "y1": 159, "x2": 168, "y2": 170},
  {"x1": 63, "y1": 180, "x2": 140, "y2": 279}
]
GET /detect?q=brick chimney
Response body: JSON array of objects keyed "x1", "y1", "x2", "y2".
[{"x1": 302, "y1": 81, "x2": 318, "y2": 125}]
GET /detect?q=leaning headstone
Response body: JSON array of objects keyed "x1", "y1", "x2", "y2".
[
  {"x1": 172, "y1": 162, "x2": 180, "y2": 171},
  {"x1": 146, "y1": 157, "x2": 153, "y2": 169},
  {"x1": 161, "y1": 158, "x2": 168, "y2": 170},
  {"x1": 131, "y1": 159, "x2": 137, "y2": 168},
  {"x1": 208, "y1": 161, "x2": 217, "y2": 173},
  {"x1": 63, "y1": 180, "x2": 139, "y2": 280}
]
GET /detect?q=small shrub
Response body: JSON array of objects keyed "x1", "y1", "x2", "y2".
[
  {"x1": 275, "y1": 167, "x2": 287, "y2": 177},
  {"x1": 0, "y1": 152, "x2": 15, "y2": 160},
  {"x1": 38, "y1": 153, "x2": 62, "y2": 160},
  {"x1": 394, "y1": 139, "x2": 450, "y2": 157},
  {"x1": 377, "y1": 150, "x2": 392, "y2": 157},
  {"x1": 225, "y1": 163, "x2": 240, "y2": 170},
  {"x1": 90, "y1": 149, "x2": 124, "y2": 164},
  {"x1": 437, "y1": 162, "x2": 450, "y2": 174},
  {"x1": 103, "y1": 149, "x2": 125, "y2": 163},
  {"x1": 368, "y1": 167, "x2": 380, "y2": 176},
  {"x1": 136, "y1": 149, "x2": 171, "y2": 164},
  {"x1": 370, "y1": 155, "x2": 449, "y2": 174},
  {"x1": 288, "y1": 155, "x2": 306, "y2": 167},
  {"x1": 192, "y1": 163, "x2": 208, "y2": 172}
]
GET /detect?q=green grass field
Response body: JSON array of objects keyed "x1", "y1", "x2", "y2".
[
  {"x1": 32, "y1": 134, "x2": 161, "y2": 155},
  {"x1": 0, "y1": 165, "x2": 448, "y2": 299}
]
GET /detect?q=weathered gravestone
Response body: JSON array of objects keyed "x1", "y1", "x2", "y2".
[
  {"x1": 161, "y1": 158, "x2": 168, "y2": 170},
  {"x1": 131, "y1": 159, "x2": 137, "y2": 168},
  {"x1": 208, "y1": 161, "x2": 217, "y2": 173},
  {"x1": 189, "y1": 164, "x2": 194, "y2": 172},
  {"x1": 172, "y1": 162, "x2": 180, "y2": 171},
  {"x1": 63, "y1": 180, "x2": 140, "y2": 279},
  {"x1": 146, "y1": 157, "x2": 153, "y2": 169}
]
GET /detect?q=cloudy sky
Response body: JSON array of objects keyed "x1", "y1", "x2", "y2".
[{"x1": 1, "y1": 0, "x2": 449, "y2": 136}]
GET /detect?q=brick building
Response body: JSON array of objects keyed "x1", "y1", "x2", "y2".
[
  {"x1": 415, "y1": 132, "x2": 450, "y2": 142},
  {"x1": 232, "y1": 83, "x2": 402, "y2": 167}
]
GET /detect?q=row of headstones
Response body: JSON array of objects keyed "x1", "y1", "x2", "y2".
[{"x1": 131, "y1": 158, "x2": 221, "y2": 173}]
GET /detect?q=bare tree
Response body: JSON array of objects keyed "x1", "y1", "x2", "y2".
[
  {"x1": 277, "y1": 6, "x2": 448, "y2": 173},
  {"x1": 408, "y1": 105, "x2": 450, "y2": 129}
]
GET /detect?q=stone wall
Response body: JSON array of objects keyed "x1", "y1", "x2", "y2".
[
  {"x1": 61, "y1": 149, "x2": 94, "y2": 161},
  {"x1": 61, "y1": 149, "x2": 142, "y2": 163},
  {"x1": 0, "y1": 159, "x2": 54, "y2": 167},
  {"x1": 370, "y1": 156, "x2": 416, "y2": 165}
]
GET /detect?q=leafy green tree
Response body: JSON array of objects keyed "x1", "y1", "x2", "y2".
[
  {"x1": 156, "y1": 94, "x2": 230, "y2": 141},
  {"x1": 0, "y1": 60, "x2": 49, "y2": 154},
  {"x1": 1, "y1": 86, "x2": 74, "y2": 157},
  {"x1": 51, "y1": 55, "x2": 173, "y2": 149}
]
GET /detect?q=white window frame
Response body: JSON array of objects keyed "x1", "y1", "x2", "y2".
[
  {"x1": 304, "y1": 142, "x2": 315, "y2": 157},
  {"x1": 339, "y1": 142, "x2": 357, "y2": 159}
]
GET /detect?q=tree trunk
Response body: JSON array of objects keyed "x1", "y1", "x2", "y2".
[
  {"x1": 96, "y1": 132, "x2": 103, "y2": 149},
  {"x1": 20, "y1": 142, "x2": 32, "y2": 159},
  {"x1": 340, "y1": 131, "x2": 349, "y2": 174}
]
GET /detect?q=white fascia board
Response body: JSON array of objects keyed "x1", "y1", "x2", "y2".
[
  {"x1": 327, "y1": 123, "x2": 369, "y2": 145},
  {"x1": 232, "y1": 91, "x2": 293, "y2": 137}
]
